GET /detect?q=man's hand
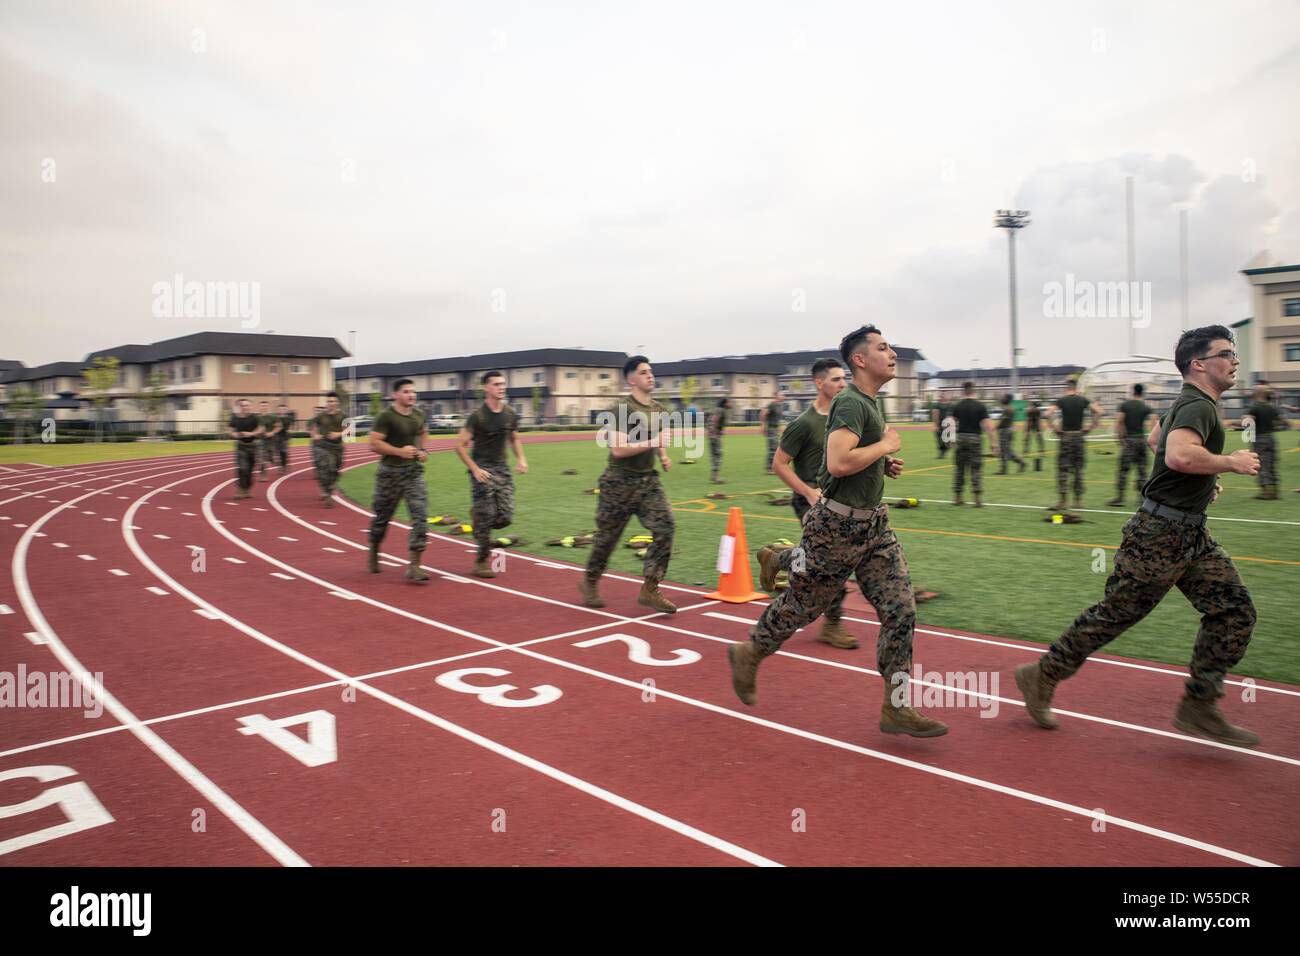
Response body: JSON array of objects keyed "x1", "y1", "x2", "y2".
[
  {"x1": 1211, "y1": 482, "x2": 1224, "y2": 505},
  {"x1": 1227, "y1": 449, "x2": 1261, "y2": 475},
  {"x1": 659, "y1": 452, "x2": 672, "y2": 472},
  {"x1": 399, "y1": 445, "x2": 418, "y2": 460},
  {"x1": 471, "y1": 465, "x2": 491, "y2": 483},
  {"x1": 516, "y1": 459, "x2": 529, "y2": 474},
  {"x1": 885, "y1": 456, "x2": 904, "y2": 479},
  {"x1": 879, "y1": 425, "x2": 901, "y2": 456},
  {"x1": 657, "y1": 428, "x2": 673, "y2": 449},
  {"x1": 802, "y1": 487, "x2": 822, "y2": 506}
]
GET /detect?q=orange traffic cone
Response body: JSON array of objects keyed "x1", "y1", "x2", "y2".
[{"x1": 706, "y1": 506, "x2": 767, "y2": 603}]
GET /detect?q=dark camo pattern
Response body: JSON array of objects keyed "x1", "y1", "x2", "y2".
[
  {"x1": 709, "y1": 436, "x2": 723, "y2": 479},
  {"x1": 953, "y1": 433, "x2": 983, "y2": 496},
  {"x1": 1115, "y1": 435, "x2": 1149, "y2": 496},
  {"x1": 766, "y1": 432, "x2": 779, "y2": 471},
  {"x1": 368, "y1": 461, "x2": 428, "y2": 553},
  {"x1": 274, "y1": 431, "x2": 290, "y2": 469},
  {"x1": 258, "y1": 435, "x2": 276, "y2": 476},
  {"x1": 1057, "y1": 431, "x2": 1086, "y2": 499},
  {"x1": 999, "y1": 428, "x2": 1024, "y2": 470},
  {"x1": 234, "y1": 442, "x2": 255, "y2": 490},
  {"x1": 585, "y1": 469, "x2": 675, "y2": 583},
  {"x1": 1254, "y1": 434, "x2": 1277, "y2": 487},
  {"x1": 1022, "y1": 425, "x2": 1045, "y2": 456},
  {"x1": 470, "y1": 461, "x2": 516, "y2": 561},
  {"x1": 750, "y1": 501, "x2": 914, "y2": 683},
  {"x1": 313, "y1": 441, "x2": 342, "y2": 494},
  {"x1": 788, "y1": 494, "x2": 846, "y2": 621},
  {"x1": 1040, "y1": 509, "x2": 1255, "y2": 700}
]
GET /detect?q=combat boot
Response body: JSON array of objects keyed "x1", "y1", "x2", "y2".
[
  {"x1": 578, "y1": 576, "x2": 605, "y2": 608},
  {"x1": 1173, "y1": 696, "x2": 1260, "y2": 748},
  {"x1": 1014, "y1": 661, "x2": 1059, "y2": 729},
  {"x1": 1019, "y1": 459, "x2": 1027, "y2": 473},
  {"x1": 728, "y1": 640, "x2": 767, "y2": 706},
  {"x1": 817, "y1": 619, "x2": 858, "y2": 649},
  {"x1": 973, "y1": 495, "x2": 983, "y2": 507},
  {"x1": 997, "y1": 465, "x2": 1007, "y2": 475},
  {"x1": 472, "y1": 558, "x2": 496, "y2": 578},
  {"x1": 367, "y1": 543, "x2": 381, "y2": 573},
  {"x1": 1034, "y1": 458, "x2": 1042, "y2": 471},
  {"x1": 953, "y1": 494, "x2": 964, "y2": 506},
  {"x1": 1105, "y1": 496, "x2": 1124, "y2": 507},
  {"x1": 1047, "y1": 500, "x2": 1065, "y2": 512},
  {"x1": 637, "y1": 579, "x2": 677, "y2": 614},
  {"x1": 879, "y1": 676, "x2": 948, "y2": 737},
  {"x1": 405, "y1": 550, "x2": 429, "y2": 582},
  {"x1": 756, "y1": 545, "x2": 790, "y2": 592}
]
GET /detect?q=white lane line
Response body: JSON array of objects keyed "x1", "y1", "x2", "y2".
[
  {"x1": 322, "y1": 546, "x2": 344, "y2": 553},
  {"x1": 379, "y1": 560, "x2": 404, "y2": 568},
  {"x1": 11, "y1": 471, "x2": 308, "y2": 867},
  {"x1": 109, "y1": 569, "x2": 129, "y2": 577},
  {"x1": 25, "y1": 632, "x2": 46, "y2": 645},
  {"x1": 13, "y1": 523, "x2": 27, "y2": 528},
  {"x1": 153, "y1": 534, "x2": 170, "y2": 540},
  {"x1": 270, "y1": 572, "x2": 294, "y2": 581},
  {"x1": 157, "y1": 506, "x2": 171, "y2": 511},
  {"x1": 251, "y1": 467, "x2": 1284, "y2": 865},
  {"x1": 278, "y1": 536, "x2": 298, "y2": 542},
  {"x1": 77, "y1": 554, "x2": 96, "y2": 561},
  {"x1": 223, "y1": 557, "x2": 246, "y2": 565},
  {"x1": 146, "y1": 586, "x2": 169, "y2": 596},
  {"x1": 102, "y1": 517, "x2": 117, "y2": 523},
  {"x1": 82, "y1": 510, "x2": 95, "y2": 515},
  {"x1": 241, "y1": 527, "x2": 258, "y2": 532},
  {"x1": 253, "y1": 507, "x2": 267, "y2": 512},
  {"x1": 329, "y1": 591, "x2": 357, "y2": 600},
  {"x1": 318, "y1": 520, "x2": 336, "y2": 526},
  {"x1": 193, "y1": 609, "x2": 221, "y2": 620},
  {"x1": 182, "y1": 512, "x2": 197, "y2": 516},
  {"x1": 0, "y1": 604, "x2": 13, "y2": 614}
]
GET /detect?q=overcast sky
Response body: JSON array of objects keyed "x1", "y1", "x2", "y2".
[{"x1": 3, "y1": 0, "x2": 1298, "y2": 371}]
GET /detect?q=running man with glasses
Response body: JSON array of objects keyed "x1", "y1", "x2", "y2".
[{"x1": 1016, "y1": 326, "x2": 1263, "y2": 747}]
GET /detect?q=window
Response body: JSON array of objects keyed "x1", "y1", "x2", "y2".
[
  {"x1": 711, "y1": 377, "x2": 723, "y2": 387},
  {"x1": 290, "y1": 364, "x2": 309, "y2": 375},
  {"x1": 268, "y1": 364, "x2": 279, "y2": 374},
  {"x1": 233, "y1": 363, "x2": 254, "y2": 373},
  {"x1": 1285, "y1": 344, "x2": 1300, "y2": 362},
  {"x1": 1285, "y1": 298, "x2": 1300, "y2": 317},
  {"x1": 739, "y1": 377, "x2": 747, "y2": 384},
  {"x1": 533, "y1": 372, "x2": 543, "y2": 383},
  {"x1": 599, "y1": 373, "x2": 609, "y2": 380},
  {"x1": 565, "y1": 372, "x2": 577, "y2": 380},
  {"x1": 447, "y1": 377, "x2": 457, "y2": 387}
]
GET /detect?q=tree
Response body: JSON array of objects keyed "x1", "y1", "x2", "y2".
[
  {"x1": 132, "y1": 371, "x2": 169, "y2": 440},
  {"x1": 83, "y1": 356, "x2": 120, "y2": 442},
  {"x1": 680, "y1": 375, "x2": 699, "y2": 420},
  {"x1": 368, "y1": 391, "x2": 382, "y2": 417},
  {"x1": 334, "y1": 382, "x2": 351, "y2": 416},
  {"x1": 530, "y1": 385, "x2": 545, "y2": 425},
  {"x1": 8, "y1": 386, "x2": 46, "y2": 444}
]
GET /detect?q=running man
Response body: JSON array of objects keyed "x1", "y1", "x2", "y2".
[
  {"x1": 310, "y1": 392, "x2": 345, "y2": 507},
  {"x1": 256, "y1": 400, "x2": 277, "y2": 481},
  {"x1": 274, "y1": 402, "x2": 294, "y2": 474},
  {"x1": 1107, "y1": 383, "x2": 1154, "y2": 507},
  {"x1": 456, "y1": 370, "x2": 528, "y2": 578},
  {"x1": 367, "y1": 379, "x2": 431, "y2": 582},
  {"x1": 227, "y1": 398, "x2": 264, "y2": 500},
  {"x1": 763, "y1": 357, "x2": 856, "y2": 649},
  {"x1": 728, "y1": 324, "x2": 946, "y2": 738},
  {"x1": 1049, "y1": 377, "x2": 1102, "y2": 512},
  {"x1": 579, "y1": 355, "x2": 676, "y2": 614},
  {"x1": 1016, "y1": 326, "x2": 1262, "y2": 747}
]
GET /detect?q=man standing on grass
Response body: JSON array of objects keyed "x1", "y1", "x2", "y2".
[
  {"x1": 1107, "y1": 383, "x2": 1154, "y2": 507},
  {"x1": 456, "y1": 370, "x2": 528, "y2": 579},
  {"x1": 728, "y1": 325, "x2": 946, "y2": 738},
  {"x1": 227, "y1": 398, "x2": 263, "y2": 500},
  {"x1": 763, "y1": 390, "x2": 785, "y2": 474},
  {"x1": 707, "y1": 397, "x2": 729, "y2": 483},
  {"x1": 996, "y1": 392, "x2": 1026, "y2": 475},
  {"x1": 762, "y1": 357, "x2": 857, "y2": 649},
  {"x1": 367, "y1": 379, "x2": 431, "y2": 583},
  {"x1": 579, "y1": 355, "x2": 677, "y2": 614},
  {"x1": 1016, "y1": 326, "x2": 1262, "y2": 747},
  {"x1": 1242, "y1": 385, "x2": 1287, "y2": 500},
  {"x1": 1023, "y1": 394, "x2": 1046, "y2": 470},
  {"x1": 952, "y1": 381, "x2": 995, "y2": 507},
  {"x1": 1049, "y1": 376, "x2": 1103, "y2": 512},
  {"x1": 310, "y1": 392, "x2": 345, "y2": 507}
]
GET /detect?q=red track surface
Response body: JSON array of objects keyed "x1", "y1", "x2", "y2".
[{"x1": 0, "y1": 445, "x2": 1296, "y2": 867}]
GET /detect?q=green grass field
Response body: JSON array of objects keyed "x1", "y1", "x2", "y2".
[{"x1": 335, "y1": 426, "x2": 1300, "y2": 685}]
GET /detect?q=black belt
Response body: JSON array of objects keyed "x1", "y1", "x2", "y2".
[
  {"x1": 821, "y1": 497, "x2": 886, "y2": 521},
  {"x1": 1140, "y1": 498, "x2": 1206, "y2": 527}
]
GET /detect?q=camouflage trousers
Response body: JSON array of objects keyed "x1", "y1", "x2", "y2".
[
  {"x1": 751, "y1": 501, "x2": 914, "y2": 681},
  {"x1": 765, "y1": 431, "x2": 779, "y2": 470},
  {"x1": 1056, "y1": 431, "x2": 1086, "y2": 499},
  {"x1": 787, "y1": 494, "x2": 846, "y2": 621},
  {"x1": 585, "y1": 469, "x2": 675, "y2": 583},
  {"x1": 274, "y1": 433, "x2": 289, "y2": 470},
  {"x1": 312, "y1": 440, "x2": 342, "y2": 494},
  {"x1": 1022, "y1": 427, "x2": 1045, "y2": 456},
  {"x1": 998, "y1": 429, "x2": 1023, "y2": 468},
  {"x1": 1115, "y1": 436, "x2": 1149, "y2": 495},
  {"x1": 258, "y1": 436, "x2": 275, "y2": 475},
  {"x1": 1040, "y1": 509, "x2": 1255, "y2": 700},
  {"x1": 953, "y1": 434, "x2": 983, "y2": 496},
  {"x1": 234, "y1": 442, "x2": 256, "y2": 490},
  {"x1": 709, "y1": 436, "x2": 722, "y2": 478},
  {"x1": 1254, "y1": 434, "x2": 1277, "y2": 487},
  {"x1": 368, "y1": 461, "x2": 428, "y2": 553},
  {"x1": 469, "y1": 461, "x2": 516, "y2": 561}
]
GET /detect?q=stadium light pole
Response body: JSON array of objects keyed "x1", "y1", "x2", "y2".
[
  {"x1": 349, "y1": 330, "x2": 357, "y2": 417},
  {"x1": 994, "y1": 209, "x2": 1031, "y2": 397}
]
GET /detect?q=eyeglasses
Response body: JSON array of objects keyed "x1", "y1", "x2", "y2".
[{"x1": 1196, "y1": 349, "x2": 1238, "y2": 362}]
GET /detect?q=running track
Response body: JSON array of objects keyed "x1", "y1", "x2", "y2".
[{"x1": 0, "y1": 442, "x2": 1296, "y2": 867}]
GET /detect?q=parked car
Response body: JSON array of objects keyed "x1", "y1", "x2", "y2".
[
  {"x1": 428, "y1": 414, "x2": 466, "y2": 430},
  {"x1": 348, "y1": 415, "x2": 374, "y2": 436}
]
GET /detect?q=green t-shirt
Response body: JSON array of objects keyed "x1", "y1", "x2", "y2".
[
  {"x1": 707, "y1": 407, "x2": 727, "y2": 437},
  {"x1": 1056, "y1": 394, "x2": 1091, "y2": 431},
  {"x1": 373, "y1": 407, "x2": 426, "y2": 468},
  {"x1": 1119, "y1": 399, "x2": 1152, "y2": 436},
  {"x1": 466, "y1": 403, "x2": 518, "y2": 464},
  {"x1": 778, "y1": 406, "x2": 828, "y2": 485},
  {"x1": 605, "y1": 395, "x2": 667, "y2": 474},
  {"x1": 1246, "y1": 402, "x2": 1280, "y2": 435},
  {"x1": 229, "y1": 413, "x2": 260, "y2": 443},
  {"x1": 312, "y1": 411, "x2": 345, "y2": 444},
  {"x1": 1143, "y1": 383, "x2": 1223, "y2": 513},
  {"x1": 275, "y1": 413, "x2": 294, "y2": 436},
  {"x1": 817, "y1": 384, "x2": 885, "y2": 510},
  {"x1": 257, "y1": 413, "x2": 277, "y2": 436},
  {"x1": 953, "y1": 398, "x2": 988, "y2": 435},
  {"x1": 763, "y1": 401, "x2": 783, "y2": 433}
]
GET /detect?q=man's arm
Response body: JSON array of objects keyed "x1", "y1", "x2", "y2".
[
  {"x1": 605, "y1": 427, "x2": 670, "y2": 458},
  {"x1": 773, "y1": 448, "x2": 818, "y2": 504},
  {"x1": 1164, "y1": 427, "x2": 1259, "y2": 476},
  {"x1": 455, "y1": 425, "x2": 490, "y2": 481},
  {"x1": 826, "y1": 425, "x2": 899, "y2": 478},
  {"x1": 510, "y1": 431, "x2": 529, "y2": 473},
  {"x1": 227, "y1": 418, "x2": 241, "y2": 440},
  {"x1": 1114, "y1": 411, "x2": 1126, "y2": 440},
  {"x1": 368, "y1": 428, "x2": 421, "y2": 461},
  {"x1": 1147, "y1": 419, "x2": 1162, "y2": 453},
  {"x1": 1086, "y1": 401, "x2": 1103, "y2": 433}
]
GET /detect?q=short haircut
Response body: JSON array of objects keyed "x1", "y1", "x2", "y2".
[
  {"x1": 962, "y1": 381, "x2": 976, "y2": 394},
  {"x1": 838, "y1": 325, "x2": 881, "y2": 367},
  {"x1": 326, "y1": 391, "x2": 338, "y2": 399},
  {"x1": 238, "y1": 398, "x2": 250, "y2": 405},
  {"x1": 1002, "y1": 393, "x2": 1013, "y2": 404},
  {"x1": 1174, "y1": 325, "x2": 1234, "y2": 376},
  {"x1": 811, "y1": 358, "x2": 841, "y2": 379},
  {"x1": 1132, "y1": 383, "x2": 1144, "y2": 397},
  {"x1": 259, "y1": 399, "x2": 269, "y2": 404},
  {"x1": 481, "y1": 370, "x2": 505, "y2": 385},
  {"x1": 623, "y1": 355, "x2": 649, "y2": 379},
  {"x1": 718, "y1": 397, "x2": 729, "y2": 407},
  {"x1": 391, "y1": 378, "x2": 414, "y2": 392}
]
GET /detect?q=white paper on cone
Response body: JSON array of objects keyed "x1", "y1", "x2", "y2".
[{"x1": 717, "y1": 534, "x2": 736, "y2": 574}]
